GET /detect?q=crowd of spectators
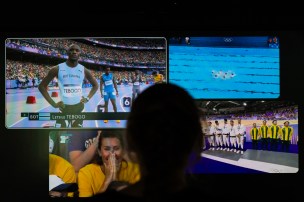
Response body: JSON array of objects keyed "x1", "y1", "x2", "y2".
[
  {"x1": 86, "y1": 38, "x2": 166, "y2": 49},
  {"x1": 206, "y1": 105, "x2": 298, "y2": 121},
  {"x1": 6, "y1": 39, "x2": 166, "y2": 68},
  {"x1": 6, "y1": 59, "x2": 51, "y2": 87},
  {"x1": 6, "y1": 60, "x2": 165, "y2": 88}
]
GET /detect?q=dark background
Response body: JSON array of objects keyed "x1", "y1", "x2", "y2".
[{"x1": 1, "y1": 2, "x2": 303, "y2": 201}]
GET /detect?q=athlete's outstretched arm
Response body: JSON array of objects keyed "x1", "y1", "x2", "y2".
[
  {"x1": 84, "y1": 68, "x2": 98, "y2": 99},
  {"x1": 38, "y1": 66, "x2": 61, "y2": 108}
]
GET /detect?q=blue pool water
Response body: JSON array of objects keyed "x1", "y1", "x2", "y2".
[{"x1": 169, "y1": 46, "x2": 280, "y2": 99}]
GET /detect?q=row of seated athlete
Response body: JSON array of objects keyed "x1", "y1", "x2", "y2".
[
  {"x1": 49, "y1": 83, "x2": 206, "y2": 200},
  {"x1": 204, "y1": 119, "x2": 294, "y2": 153}
]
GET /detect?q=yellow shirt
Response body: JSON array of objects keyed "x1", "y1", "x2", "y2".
[
  {"x1": 250, "y1": 128, "x2": 259, "y2": 140},
  {"x1": 154, "y1": 74, "x2": 164, "y2": 83},
  {"x1": 269, "y1": 125, "x2": 281, "y2": 139},
  {"x1": 281, "y1": 126, "x2": 293, "y2": 141},
  {"x1": 259, "y1": 125, "x2": 269, "y2": 138},
  {"x1": 49, "y1": 154, "x2": 76, "y2": 197},
  {"x1": 78, "y1": 161, "x2": 140, "y2": 197},
  {"x1": 49, "y1": 154, "x2": 76, "y2": 183}
]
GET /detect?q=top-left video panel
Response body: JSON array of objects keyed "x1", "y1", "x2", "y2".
[{"x1": 5, "y1": 37, "x2": 167, "y2": 129}]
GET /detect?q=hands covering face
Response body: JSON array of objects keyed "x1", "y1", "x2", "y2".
[{"x1": 104, "y1": 152, "x2": 120, "y2": 183}]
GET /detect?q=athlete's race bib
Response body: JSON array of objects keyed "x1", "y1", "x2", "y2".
[
  {"x1": 133, "y1": 82, "x2": 140, "y2": 86},
  {"x1": 105, "y1": 80, "x2": 113, "y2": 86},
  {"x1": 63, "y1": 86, "x2": 82, "y2": 97}
]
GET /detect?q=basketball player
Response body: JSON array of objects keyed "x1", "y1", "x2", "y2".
[
  {"x1": 222, "y1": 118, "x2": 230, "y2": 151},
  {"x1": 131, "y1": 70, "x2": 142, "y2": 102},
  {"x1": 235, "y1": 118, "x2": 246, "y2": 154},
  {"x1": 39, "y1": 44, "x2": 98, "y2": 128},
  {"x1": 214, "y1": 120, "x2": 223, "y2": 150},
  {"x1": 100, "y1": 67, "x2": 119, "y2": 123}
]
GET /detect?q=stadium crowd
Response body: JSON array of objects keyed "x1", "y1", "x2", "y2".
[
  {"x1": 86, "y1": 38, "x2": 166, "y2": 49},
  {"x1": 6, "y1": 60, "x2": 165, "y2": 88},
  {"x1": 6, "y1": 39, "x2": 166, "y2": 67},
  {"x1": 206, "y1": 106, "x2": 298, "y2": 121}
]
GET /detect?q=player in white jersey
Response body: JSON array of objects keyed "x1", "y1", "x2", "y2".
[
  {"x1": 214, "y1": 120, "x2": 223, "y2": 150},
  {"x1": 222, "y1": 119, "x2": 230, "y2": 151},
  {"x1": 206, "y1": 121, "x2": 216, "y2": 150},
  {"x1": 228, "y1": 120, "x2": 237, "y2": 152},
  {"x1": 39, "y1": 44, "x2": 98, "y2": 128},
  {"x1": 235, "y1": 118, "x2": 246, "y2": 154}
]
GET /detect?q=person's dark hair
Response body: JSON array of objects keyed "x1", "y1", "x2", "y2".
[
  {"x1": 95, "y1": 130, "x2": 126, "y2": 166},
  {"x1": 126, "y1": 83, "x2": 202, "y2": 178},
  {"x1": 152, "y1": 71, "x2": 157, "y2": 76}
]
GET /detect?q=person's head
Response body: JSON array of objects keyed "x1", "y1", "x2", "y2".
[
  {"x1": 97, "y1": 130, "x2": 125, "y2": 167},
  {"x1": 284, "y1": 121, "x2": 289, "y2": 127},
  {"x1": 238, "y1": 118, "x2": 241, "y2": 124},
  {"x1": 253, "y1": 123, "x2": 256, "y2": 128},
  {"x1": 215, "y1": 120, "x2": 219, "y2": 125},
  {"x1": 105, "y1": 67, "x2": 111, "y2": 75},
  {"x1": 272, "y1": 120, "x2": 277, "y2": 125},
  {"x1": 230, "y1": 120, "x2": 234, "y2": 126},
  {"x1": 262, "y1": 120, "x2": 267, "y2": 125},
  {"x1": 135, "y1": 70, "x2": 139, "y2": 75},
  {"x1": 126, "y1": 83, "x2": 202, "y2": 178},
  {"x1": 208, "y1": 121, "x2": 212, "y2": 126},
  {"x1": 67, "y1": 44, "x2": 81, "y2": 62},
  {"x1": 152, "y1": 71, "x2": 157, "y2": 77},
  {"x1": 224, "y1": 118, "x2": 227, "y2": 124}
]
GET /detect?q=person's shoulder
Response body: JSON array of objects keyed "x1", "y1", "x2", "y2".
[
  {"x1": 82, "y1": 163, "x2": 100, "y2": 171},
  {"x1": 48, "y1": 65, "x2": 59, "y2": 73},
  {"x1": 49, "y1": 153, "x2": 65, "y2": 162},
  {"x1": 78, "y1": 164, "x2": 102, "y2": 179}
]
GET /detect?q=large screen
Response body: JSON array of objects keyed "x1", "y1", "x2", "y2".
[
  {"x1": 5, "y1": 37, "x2": 167, "y2": 129},
  {"x1": 169, "y1": 36, "x2": 280, "y2": 99},
  {"x1": 190, "y1": 100, "x2": 298, "y2": 173}
]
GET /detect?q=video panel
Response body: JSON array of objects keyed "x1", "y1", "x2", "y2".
[
  {"x1": 5, "y1": 37, "x2": 167, "y2": 129},
  {"x1": 192, "y1": 100, "x2": 298, "y2": 173},
  {"x1": 169, "y1": 36, "x2": 280, "y2": 99}
]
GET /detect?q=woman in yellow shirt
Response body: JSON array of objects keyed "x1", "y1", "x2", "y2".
[{"x1": 77, "y1": 130, "x2": 140, "y2": 197}]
